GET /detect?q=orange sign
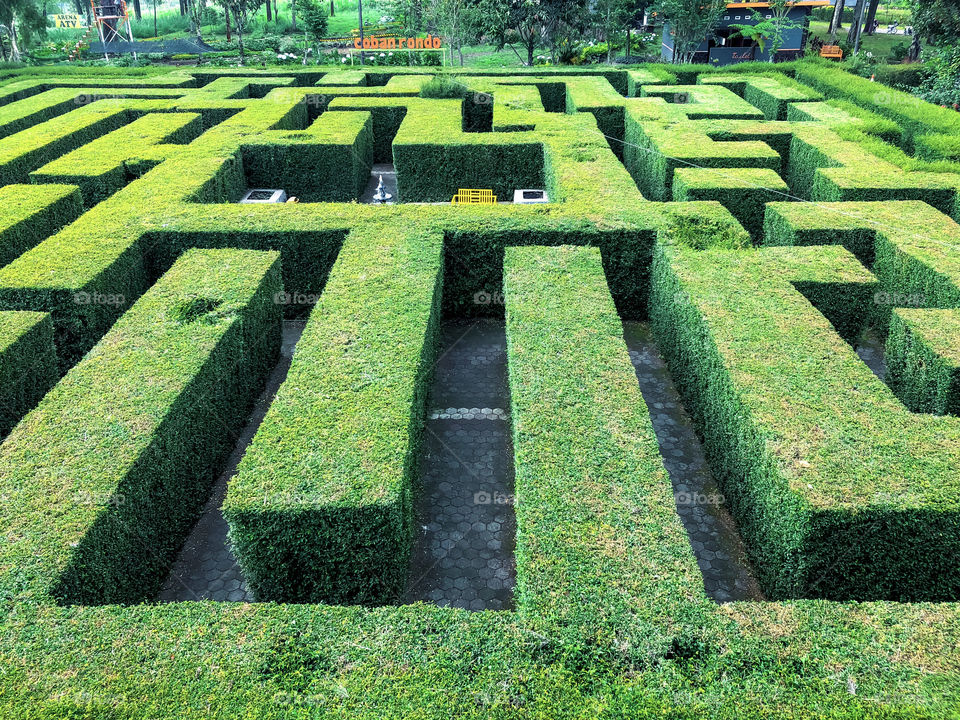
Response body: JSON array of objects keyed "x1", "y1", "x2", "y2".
[{"x1": 354, "y1": 34, "x2": 442, "y2": 50}]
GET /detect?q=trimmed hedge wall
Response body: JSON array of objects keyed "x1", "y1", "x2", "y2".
[
  {"x1": 504, "y1": 244, "x2": 709, "y2": 665},
  {"x1": 639, "y1": 84, "x2": 764, "y2": 121},
  {"x1": 0, "y1": 105, "x2": 130, "y2": 186},
  {"x1": 793, "y1": 63, "x2": 960, "y2": 151},
  {"x1": 624, "y1": 109, "x2": 780, "y2": 200},
  {"x1": 651, "y1": 242, "x2": 960, "y2": 600},
  {"x1": 0, "y1": 310, "x2": 57, "y2": 437},
  {"x1": 887, "y1": 308, "x2": 960, "y2": 416},
  {"x1": 0, "y1": 248, "x2": 281, "y2": 605},
  {"x1": 241, "y1": 110, "x2": 373, "y2": 202},
  {"x1": 0, "y1": 88, "x2": 190, "y2": 140},
  {"x1": 764, "y1": 200, "x2": 960, "y2": 327},
  {"x1": 672, "y1": 167, "x2": 788, "y2": 242},
  {"x1": 3, "y1": 65, "x2": 960, "y2": 716},
  {"x1": 786, "y1": 98, "x2": 903, "y2": 146},
  {"x1": 223, "y1": 223, "x2": 443, "y2": 604},
  {"x1": 0, "y1": 183, "x2": 82, "y2": 268},
  {"x1": 700, "y1": 74, "x2": 822, "y2": 121},
  {"x1": 328, "y1": 97, "x2": 408, "y2": 163},
  {"x1": 392, "y1": 100, "x2": 544, "y2": 202},
  {"x1": 29, "y1": 112, "x2": 203, "y2": 207}
]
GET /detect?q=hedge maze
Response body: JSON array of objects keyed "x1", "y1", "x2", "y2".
[{"x1": 1, "y1": 63, "x2": 960, "y2": 716}]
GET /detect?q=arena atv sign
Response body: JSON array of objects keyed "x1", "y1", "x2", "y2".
[{"x1": 354, "y1": 34, "x2": 443, "y2": 50}]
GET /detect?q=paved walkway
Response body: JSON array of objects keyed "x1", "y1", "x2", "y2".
[
  {"x1": 623, "y1": 322, "x2": 763, "y2": 603},
  {"x1": 157, "y1": 321, "x2": 305, "y2": 603},
  {"x1": 404, "y1": 320, "x2": 517, "y2": 611}
]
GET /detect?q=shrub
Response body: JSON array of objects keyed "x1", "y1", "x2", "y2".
[
  {"x1": 504, "y1": 244, "x2": 711, "y2": 665},
  {"x1": 223, "y1": 223, "x2": 442, "y2": 604},
  {"x1": 0, "y1": 248, "x2": 282, "y2": 605},
  {"x1": 887, "y1": 308, "x2": 960, "y2": 416},
  {"x1": 419, "y1": 73, "x2": 469, "y2": 99},
  {"x1": 651, "y1": 240, "x2": 960, "y2": 600},
  {"x1": 0, "y1": 310, "x2": 57, "y2": 437}
]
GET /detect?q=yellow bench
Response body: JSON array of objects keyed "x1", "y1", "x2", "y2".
[
  {"x1": 451, "y1": 189, "x2": 497, "y2": 205},
  {"x1": 820, "y1": 45, "x2": 843, "y2": 60}
]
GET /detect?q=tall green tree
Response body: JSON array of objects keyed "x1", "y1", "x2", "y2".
[
  {"x1": 0, "y1": 0, "x2": 45, "y2": 62},
  {"x1": 654, "y1": 0, "x2": 725, "y2": 63},
  {"x1": 730, "y1": 0, "x2": 803, "y2": 61},
  {"x1": 222, "y1": 0, "x2": 264, "y2": 62},
  {"x1": 592, "y1": 0, "x2": 631, "y2": 62},
  {"x1": 429, "y1": 0, "x2": 481, "y2": 65},
  {"x1": 910, "y1": 0, "x2": 960, "y2": 45},
  {"x1": 481, "y1": 0, "x2": 580, "y2": 67},
  {"x1": 295, "y1": 0, "x2": 328, "y2": 60}
]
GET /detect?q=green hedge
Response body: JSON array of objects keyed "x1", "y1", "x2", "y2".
[
  {"x1": 672, "y1": 167, "x2": 788, "y2": 242},
  {"x1": 639, "y1": 84, "x2": 765, "y2": 121},
  {"x1": 504, "y1": 244, "x2": 709, "y2": 666},
  {"x1": 914, "y1": 133, "x2": 960, "y2": 163},
  {"x1": 392, "y1": 100, "x2": 544, "y2": 202},
  {"x1": 887, "y1": 308, "x2": 960, "y2": 416},
  {"x1": 786, "y1": 99, "x2": 904, "y2": 146},
  {"x1": 328, "y1": 96, "x2": 408, "y2": 163},
  {"x1": 0, "y1": 310, "x2": 57, "y2": 437},
  {"x1": 2, "y1": 65, "x2": 960, "y2": 715},
  {"x1": 29, "y1": 112, "x2": 203, "y2": 207},
  {"x1": 764, "y1": 200, "x2": 960, "y2": 325},
  {"x1": 241, "y1": 110, "x2": 373, "y2": 202},
  {"x1": 0, "y1": 183, "x2": 82, "y2": 269},
  {"x1": 0, "y1": 104, "x2": 130, "y2": 186},
  {"x1": 700, "y1": 74, "x2": 822, "y2": 120},
  {"x1": 651, "y1": 242, "x2": 960, "y2": 600},
  {"x1": 624, "y1": 108, "x2": 781, "y2": 200},
  {"x1": 223, "y1": 223, "x2": 443, "y2": 604},
  {"x1": 793, "y1": 63, "x2": 960, "y2": 150},
  {"x1": 0, "y1": 248, "x2": 281, "y2": 605}
]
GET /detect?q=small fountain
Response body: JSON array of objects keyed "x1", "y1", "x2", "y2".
[{"x1": 372, "y1": 175, "x2": 392, "y2": 204}]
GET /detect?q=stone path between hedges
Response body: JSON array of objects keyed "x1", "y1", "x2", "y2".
[
  {"x1": 623, "y1": 322, "x2": 763, "y2": 603},
  {"x1": 158, "y1": 321, "x2": 305, "y2": 603},
  {"x1": 404, "y1": 320, "x2": 518, "y2": 610}
]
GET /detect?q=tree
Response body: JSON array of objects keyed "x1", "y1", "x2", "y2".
[
  {"x1": 730, "y1": 0, "x2": 803, "y2": 61},
  {"x1": 910, "y1": 0, "x2": 960, "y2": 45},
  {"x1": 296, "y1": 0, "x2": 328, "y2": 58},
  {"x1": 213, "y1": 0, "x2": 232, "y2": 40},
  {"x1": 845, "y1": 0, "x2": 865, "y2": 46},
  {"x1": 654, "y1": 0, "x2": 725, "y2": 63},
  {"x1": 188, "y1": 0, "x2": 208, "y2": 41},
  {"x1": 0, "y1": 0, "x2": 45, "y2": 62},
  {"x1": 430, "y1": 0, "x2": 479, "y2": 65},
  {"x1": 592, "y1": 0, "x2": 631, "y2": 62},
  {"x1": 222, "y1": 0, "x2": 264, "y2": 62},
  {"x1": 487, "y1": 0, "x2": 583, "y2": 67},
  {"x1": 828, "y1": 0, "x2": 843, "y2": 36},
  {"x1": 862, "y1": 0, "x2": 879, "y2": 34}
]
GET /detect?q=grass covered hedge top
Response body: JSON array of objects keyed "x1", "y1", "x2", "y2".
[{"x1": 0, "y1": 62, "x2": 960, "y2": 716}]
